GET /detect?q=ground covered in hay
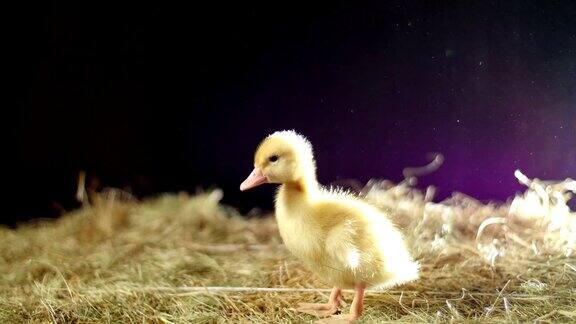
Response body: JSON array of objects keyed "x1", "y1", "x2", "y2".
[{"x1": 1, "y1": 172, "x2": 575, "y2": 323}]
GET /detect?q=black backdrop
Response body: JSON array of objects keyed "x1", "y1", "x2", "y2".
[{"x1": 8, "y1": 1, "x2": 576, "y2": 224}]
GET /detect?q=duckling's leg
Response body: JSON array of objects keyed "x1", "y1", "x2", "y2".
[
  {"x1": 319, "y1": 282, "x2": 365, "y2": 323},
  {"x1": 295, "y1": 286, "x2": 342, "y2": 316}
]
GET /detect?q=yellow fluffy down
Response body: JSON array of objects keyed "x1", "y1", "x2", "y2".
[{"x1": 276, "y1": 187, "x2": 419, "y2": 289}]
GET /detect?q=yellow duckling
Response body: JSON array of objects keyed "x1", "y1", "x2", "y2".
[{"x1": 240, "y1": 130, "x2": 419, "y2": 322}]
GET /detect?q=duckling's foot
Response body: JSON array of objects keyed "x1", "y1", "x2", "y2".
[
  {"x1": 316, "y1": 282, "x2": 365, "y2": 323},
  {"x1": 295, "y1": 286, "x2": 343, "y2": 317},
  {"x1": 295, "y1": 302, "x2": 340, "y2": 316},
  {"x1": 316, "y1": 314, "x2": 357, "y2": 323}
]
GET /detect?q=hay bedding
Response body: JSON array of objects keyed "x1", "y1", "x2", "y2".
[{"x1": 1, "y1": 171, "x2": 575, "y2": 323}]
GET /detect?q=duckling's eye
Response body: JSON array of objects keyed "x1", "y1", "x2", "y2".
[{"x1": 268, "y1": 155, "x2": 279, "y2": 163}]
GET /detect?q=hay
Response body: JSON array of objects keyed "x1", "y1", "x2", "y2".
[{"x1": 1, "y1": 170, "x2": 575, "y2": 323}]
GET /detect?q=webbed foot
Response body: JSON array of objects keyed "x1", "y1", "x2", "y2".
[{"x1": 295, "y1": 302, "x2": 340, "y2": 317}]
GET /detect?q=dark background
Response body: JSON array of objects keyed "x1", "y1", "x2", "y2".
[{"x1": 8, "y1": 1, "x2": 576, "y2": 224}]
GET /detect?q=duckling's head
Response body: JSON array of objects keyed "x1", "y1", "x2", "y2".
[{"x1": 240, "y1": 130, "x2": 317, "y2": 191}]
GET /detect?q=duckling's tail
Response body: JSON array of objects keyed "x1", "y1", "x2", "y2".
[
  {"x1": 395, "y1": 260, "x2": 420, "y2": 284},
  {"x1": 376, "y1": 260, "x2": 420, "y2": 290}
]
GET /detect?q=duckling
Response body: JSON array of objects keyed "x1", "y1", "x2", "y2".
[{"x1": 240, "y1": 130, "x2": 419, "y2": 322}]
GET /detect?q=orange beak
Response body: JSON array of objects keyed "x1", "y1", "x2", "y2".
[{"x1": 240, "y1": 168, "x2": 267, "y2": 191}]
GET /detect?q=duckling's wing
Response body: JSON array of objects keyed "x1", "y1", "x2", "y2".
[{"x1": 325, "y1": 219, "x2": 362, "y2": 271}]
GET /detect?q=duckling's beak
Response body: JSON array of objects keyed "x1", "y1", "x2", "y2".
[{"x1": 240, "y1": 168, "x2": 267, "y2": 191}]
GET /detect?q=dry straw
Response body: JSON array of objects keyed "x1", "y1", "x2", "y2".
[{"x1": 1, "y1": 170, "x2": 575, "y2": 322}]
